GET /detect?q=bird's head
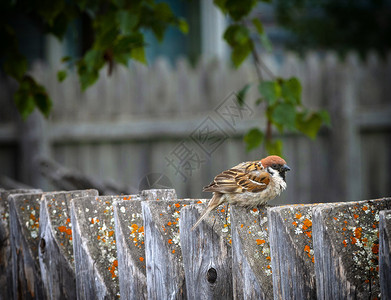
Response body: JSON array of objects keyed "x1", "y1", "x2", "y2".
[{"x1": 261, "y1": 155, "x2": 291, "y2": 181}]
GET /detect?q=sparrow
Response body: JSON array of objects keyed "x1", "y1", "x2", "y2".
[{"x1": 191, "y1": 155, "x2": 290, "y2": 230}]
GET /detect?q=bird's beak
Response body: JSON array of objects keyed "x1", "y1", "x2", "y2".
[{"x1": 282, "y1": 164, "x2": 291, "y2": 172}]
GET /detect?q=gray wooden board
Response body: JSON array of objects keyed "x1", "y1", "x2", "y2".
[
  {"x1": 313, "y1": 197, "x2": 391, "y2": 299},
  {"x1": 9, "y1": 192, "x2": 46, "y2": 300},
  {"x1": 39, "y1": 189, "x2": 98, "y2": 300},
  {"x1": 379, "y1": 209, "x2": 391, "y2": 299},
  {"x1": 71, "y1": 195, "x2": 138, "y2": 299},
  {"x1": 268, "y1": 204, "x2": 318, "y2": 300},
  {"x1": 140, "y1": 188, "x2": 177, "y2": 201},
  {"x1": 179, "y1": 202, "x2": 233, "y2": 300},
  {"x1": 0, "y1": 189, "x2": 41, "y2": 300},
  {"x1": 112, "y1": 197, "x2": 148, "y2": 300},
  {"x1": 142, "y1": 199, "x2": 198, "y2": 300},
  {"x1": 230, "y1": 206, "x2": 273, "y2": 299}
]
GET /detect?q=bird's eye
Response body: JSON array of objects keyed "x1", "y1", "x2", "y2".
[{"x1": 271, "y1": 164, "x2": 278, "y2": 169}]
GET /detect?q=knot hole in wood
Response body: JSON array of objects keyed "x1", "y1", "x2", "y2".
[{"x1": 207, "y1": 268, "x2": 217, "y2": 284}]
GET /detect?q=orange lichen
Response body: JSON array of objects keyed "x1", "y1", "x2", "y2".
[
  {"x1": 351, "y1": 237, "x2": 357, "y2": 245},
  {"x1": 172, "y1": 249, "x2": 175, "y2": 254},
  {"x1": 295, "y1": 213, "x2": 302, "y2": 219},
  {"x1": 58, "y1": 226, "x2": 67, "y2": 232},
  {"x1": 333, "y1": 217, "x2": 338, "y2": 221},
  {"x1": 266, "y1": 256, "x2": 271, "y2": 260},
  {"x1": 292, "y1": 221, "x2": 298, "y2": 226},
  {"x1": 66, "y1": 218, "x2": 71, "y2": 224},
  {"x1": 240, "y1": 224, "x2": 244, "y2": 228},
  {"x1": 197, "y1": 201, "x2": 203, "y2": 204},
  {"x1": 353, "y1": 214, "x2": 359, "y2": 219},
  {"x1": 304, "y1": 245, "x2": 310, "y2": 253},
  {"x1": 139, "y1": 257, "x2": 144, "y2": 262},
  {"x1": 175, "y1": 203, "x2": 180, "y2": 208},
  {"x1": 372, "y1": 244, "x2": 379, "y2": 254},
  {"x1": 221, "y1": 209, "x2": 225, "y2": 213},
  {"x1": 253, "y1": 208, "x2": 258, "y2": 212},
  {"x1": 343, "y1": 240, "x2": 347, "y2": 247},
  {"x1": 303, "y1": 219, "x2": 312, "y2": 228},
  {"x1": 354, "y1": 227, "x2": 362, "y2": 239},
  {"x1": 65, "y1": 228, "x2": 72, "y2": 235},
  {"x1": 108, "y1": 231, "x2": 114, "y2": 237},
  {"x1": 167, "y1": 222, "x2": 172, "y2": 226},
  {"x1": 363, "y1": 206, "x2": 369, "y2": 211},
  {"x1": 168, "y1": 239, "x2": 172, "y2": 244},
  {"x1": 305, "y1": 231, "x2": 312, "y2": 238},
  {"x1": 256, "y1": 239, "x2": 266, "y2": 245}
]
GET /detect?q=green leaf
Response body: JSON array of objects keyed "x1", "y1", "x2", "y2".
[
  {"x1": 319, "y1": 109, "x2": 331, "y2": 126},
  {"x1": 281, "y1": 77, "x2": 302, "y2": 105},
  {"x1": 295, "y1": 111, "x2": 323, "y2": 139},
  {"x1": 252, "y1": 18, "x2": 264, "y2": 34},
  {"x1": 224, "y1": 24, "x2": 250, "y2": 46},
  {"x1": 266, "y1": 139, "x2": 283, "y2": 156},
  {"x1": 258, "y1": 80, "x2": 281, "y2": 105},
  {"x1": 13, "y1": 79, "x2": 35, "y2": 120},
  {"x1": 236, "y1": 84, "x2": 250, "y2": 106},
  {"x1": 223, "y1": 0, "x2": 258, "y2": 21},
  {"x1": 271, "y1": 102, "x2": 296, "y2": 131},
  {"x1": 61, "y1": 56, "x2": 71, "y2": 63},
  {"x1": 57, "y1": 70, "x2": 67, "y2": 82},
  {"x1": 131, "y1": 46, "x2": 146, "y2": 63},
  {"x1": 117, "y1": 11, "x2": 138, "y2": 35},
  {"x1": 84, "y1": 49, "x2": 104, "y2": 72},
  {"x1": 34, "y1": 92, "x2": 52, "y2": 118},
  {"x1": 223, "y1": 24, "x2": 254, "y2": 67},
  {"x1": 244, "y1": 128, "x2": 264, "y2": 151},
  {"x1": 3, "y1": 53, "x2": 27, "y2": 80},
  {"x1": 178, "y1": 18, "x2": 189, "y2": 34},
  {"x1": 231, "y1": 42, "x2": 253, "y2": 67}
]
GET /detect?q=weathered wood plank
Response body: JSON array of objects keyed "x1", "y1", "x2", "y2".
[
  {"x1": 179, "y1": 202, "x2": 232, "y2": 299},
  {"x1": 379, "y1": 209, "x2": 391, "y2": 299},
  {"x1": 112, "y1": 195, "x2": 150, "y2": 300},
  {"x1": 0, "y1": 189, "x2": 41, "y2": 300},
  {"x1": 9, "y1": 192, "x2": 46, "y2": 300},
  {"x1": 230, "y1": 206, "x2": 273, "y2": 299},
  {"x1": 71, "y1": 195, "x2": 125, "y2": 299},
  {"x1": 39, "y1": 189, "x2": 98, "y2": 300},
  {"x1": 140, "y1": 188, "x2": 177, "y2": 201},
  {"x1": 142, "y1": 199, "x2": 198, "y2": 299},
  {"x1": 268, "y1": 204, "x2": 317, "y2": 300},
  {"x1": 313, "y1": 198, "x2": 391, "y2": 299}
]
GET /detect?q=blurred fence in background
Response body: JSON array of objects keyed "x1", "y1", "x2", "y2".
[{"x1": 0, "y1": 52, "x2": 390, "y2": 203}]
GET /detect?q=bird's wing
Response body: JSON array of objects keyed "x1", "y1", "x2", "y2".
[{"x1": 203, "y1": 163, "x2": 270, "y2": 194}]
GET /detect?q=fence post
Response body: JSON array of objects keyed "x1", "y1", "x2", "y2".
[
  {"x1": 112, "y1": 194, "x2": 147, "y2": 300},
  {"x1": 38, "y1": 190, "x2": 98, "y2": 299},
  {"x1": 379, "y1": 209, "x2": 391, "y2": 299},
  {"x1": 268, "y1": 204, "x2": 317, "y2": 299},
  {"x1": 71, "y1": 195, "x2": 124, "y2": 299},
  {"x1": 0, "y1": 189, "x2": 42, "y2": 300},
  {"x1": 313, "y1": 197, "x2": 391, "y2": 299},
  {"x1": 179, "y1": 203, "x2": 233, "y2": 299},
  {"x1": 142, "y1": 199, "x2": 197, "y2": 299},
  {"x1": 230, "y1": 206, "x2": 273, "y2": 299},
  {"x1": 9, "y1": 192, "x2": 46, "y2": 299}
]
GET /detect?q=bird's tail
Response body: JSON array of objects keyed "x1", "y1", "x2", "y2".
[{"x1": 191, "y1": 194, "x2": 222, "y2": 231}]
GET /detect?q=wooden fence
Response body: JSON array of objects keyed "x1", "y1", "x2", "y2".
[
  {"x1": 1, "y1": 187, "x2": 391, "y2": 299},
  {"x1": 0, "y1": 52, "x2": 390, "y2": 204}
]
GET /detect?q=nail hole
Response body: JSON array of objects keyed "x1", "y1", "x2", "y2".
[{"x1": 207, "y1": 268, "x2": 217, "y2": 283}]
